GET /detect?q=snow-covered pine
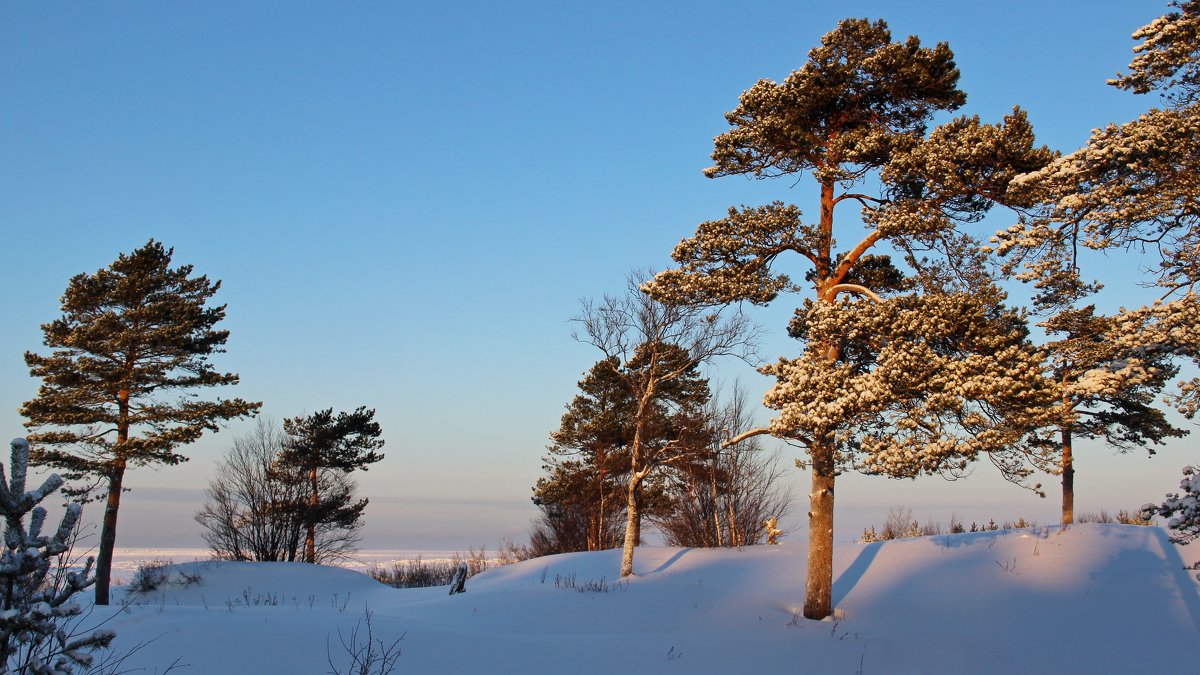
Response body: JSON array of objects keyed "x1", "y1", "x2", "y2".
[
  {"x1": 0, "y1": 438, "x2": 113, "y2": 673},
  {"x1": 645, "y1": 18, "x2": 1057, "y2": 621},
  {"x1": 994, "y1": 0, "x2": 1200, "y2": 301},
  {"x1": 1042, "y1": 298, "x2": 1194, "y2": 523},
  {"x1": 994, "y1": 220, "x2": 1196, "y2": 522},
  {"x1": 998, "y1": 105, "x2": 1200, "y2": 296},
  {"x1": 1142, "y1": 463, "x2": 1200, "y2": 579},
  {"x1": 989, "y1": 2, "x2": 1200, "y2": 521},
  {"x1": 1111, "y1": 0, "x2": 1200, "y2": 104},
  {"x1": 1143, "y1": 465, "x2": 1200, "y2": 547}
]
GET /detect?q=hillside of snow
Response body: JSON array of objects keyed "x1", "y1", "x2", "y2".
[{"x1": 83, "y1": 524, "x2": 1198, "y2": 674}]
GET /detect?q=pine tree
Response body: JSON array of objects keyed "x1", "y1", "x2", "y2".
[
  {"x1": 0, "y1": 438, "x2": 114, "y2": 672},
  {"x1": 278, "y1": 407, "x2": 384, "y2": 564},
  {"x1": 991, "y1": 2, "x2": 1200, "y2": 519},
  {"x1": 537, "y1": 352, "x2": 714, "y2": 555},
  {"x1": 1143, "y1": 465, "x2": 1200, "y2": 551},
  {"x1": 1043, "y1": 305, "x2": 1187, "y2": 523},
  {"x1": 1002, "y1": 257, "x2": 1193, "y2": 523},
  {"x1": 645, "y1": 19, "x2": 1055, "y2": 619},
  {"x1": 21, "y1": 240, "x2": 260, "y2": 605},
  {"x1": 1142, "y1": 464, "x2": 1200, "y2": 580},
  {"x1": 534, "y1": 357, "x2": 637, "y2": 553}
]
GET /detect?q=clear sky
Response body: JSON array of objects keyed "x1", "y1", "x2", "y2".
[{"x1": 1, "y1": 1, "x2": 1187, "y2": 552}]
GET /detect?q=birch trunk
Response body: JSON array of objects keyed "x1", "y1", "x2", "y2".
[{"x1": 620, "y1": 479, "x2": 639, "y2": 577}]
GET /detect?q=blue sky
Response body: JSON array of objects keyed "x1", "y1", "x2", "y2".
[{"x1": 1, "y1": 1, "x2": 1185, "y2": 551}]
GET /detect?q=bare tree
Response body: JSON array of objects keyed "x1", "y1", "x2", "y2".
[
  {"x1": 574, "y1": 270, "x2": 757, "y2": 577},
  {"x1": 656, "y1": 383, "x2": 793, "y2": 548},
  {"x1": 195, "y1": 418, "x2": 363, "y2": 564}
]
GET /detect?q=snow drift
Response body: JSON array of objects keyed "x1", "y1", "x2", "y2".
[{"x1": 89, "y1": 524, "x2": 1198, "y2": 673}]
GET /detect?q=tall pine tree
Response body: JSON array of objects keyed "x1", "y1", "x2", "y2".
[
  {"x1": 21, "y1": 240, "x2": 260, "y2": 605},
  {"x1": 992, "y1": 1, "x2": 1200, "y2": 517},
  {"x1": 645, "y1": 19, "x2": 1056, "y2": 619}
]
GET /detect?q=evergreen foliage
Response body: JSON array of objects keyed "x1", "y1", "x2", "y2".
[
  {"x1": 279, "y1": 407, "x2": 384, "y2": 564},
  {"x1": 1142, "y1": 465, "x2": 1200, "y2": 550},
  {"x1": 1142, "y1": 464, "x2": 1200, "y2": 580},
  {"x1": 20, "y1": 239, "x2": 260, "y2": 604},
  {"x1": 533, "y1": 357, "x2": 639, "y2": 554},
  {"x1": 990, "y1": 1, "x2": 1200, "y2": 521},
  {"x1": 645, "y1": 18, "x2": 1056, "y2": 620},
  {"x1": 1036, "y1": 301, "x2": 1187, "y2": 523},
  {"x1": 0, "y1": 438, "x2": 114, "y2": 673}
]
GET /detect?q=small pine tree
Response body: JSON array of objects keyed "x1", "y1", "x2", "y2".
[
  {"x1": 278, "y1": 407, "x2": 385, "y2": 564},
  {"x1": 1142, "y1": 466, "x2": 1200, "y2": 548},
  {"x1": 0, "y1": 438, "x2": 114, "y2": 672},
  {"x1": 533, "y1": 357, "x2": 642, "y2": 554}
]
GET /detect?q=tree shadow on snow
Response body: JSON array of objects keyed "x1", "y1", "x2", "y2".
[
  {"x1": 1149, "y1": 527, "x2": 1200, "y2": 632},
  {"x1": 647, "y1": 548, "x2": 693, "y2": 575},
  {"x1": 832, "y1": 541, "x2": 883, "y2": 606}
]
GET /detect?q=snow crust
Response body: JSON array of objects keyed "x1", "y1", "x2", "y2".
[{"x1": 90, "y1": 524, "x2": 1197, "y2": 673}]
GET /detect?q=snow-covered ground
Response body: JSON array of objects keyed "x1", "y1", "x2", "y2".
[{"x1": 80, "y1": 524, "x2": 1198, "y2": 673}]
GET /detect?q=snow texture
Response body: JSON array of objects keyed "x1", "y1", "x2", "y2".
[{"x1": 92, "y1": 524, "x2": 1196, "y2": 673}]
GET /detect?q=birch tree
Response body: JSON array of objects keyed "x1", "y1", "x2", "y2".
[
  {"x1": 574, "y1": 271, "x2": 755, "y2": 577},
  {"x1": 645, "y1": 18, "x2": 1056, "y2": 620}
]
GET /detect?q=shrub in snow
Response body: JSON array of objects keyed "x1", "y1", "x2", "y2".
[
  {"x1": 0, "y1": 438, "x2": 114, "y2": 673},
  {"x1": 128, "y1": 560, "x2": 174, "y2": 594},
  {"x1": 326, "y1": 607, "x2": 402, "y2": 675}
]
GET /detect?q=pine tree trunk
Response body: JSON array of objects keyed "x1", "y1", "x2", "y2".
[
  {"x1": 305, "y1": 466, "x2": 319, "y2": 563},
  {"x1": 620, "y1": 479, "x2": 640, "y2": 577},
  {"x1": 95, "y1": 460, "x2": 126, "y2": 606},
  {"x1": 1061, "y1": 427, "x2": 1074, "y2": 525},
  {"x1": 801, "y1": 180, "x2": 840, "y2": 621},
  {"x1": 594, "y1": 457, "x2": 606, "y2": 551},
  {"x1": 97, "y1": 388, "x2": 132, "y2": 606},
  {"x1": 803, "y1": 441, "x2": 836, "y2": 620}
]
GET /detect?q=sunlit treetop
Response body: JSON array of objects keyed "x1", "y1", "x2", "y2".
[
  {"x1": 707, "y1": 18, "x2": 965, "y2": 182},
  {"x1": 1112, "y1": 0, "x2": 1200, "y2": 105}
]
